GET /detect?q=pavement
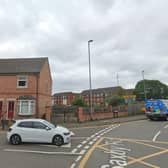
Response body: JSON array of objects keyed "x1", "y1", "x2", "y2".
[
  {"x1": 61, "y1": 114, "x2": 147, "y2": 128},
  {"x1": 0, "y1": 114, "x2": 146, "y2": 132}
]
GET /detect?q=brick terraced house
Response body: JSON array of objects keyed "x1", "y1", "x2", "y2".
[
  {"x1": 0, "y1": 57, "x2": 52, "y2": 121},
  {"x1": 81, "y1": 86, "x2": 127, "y2": 106},
  {"x1": 53, "y1": 92, "x2": 79, "y2": 106}
]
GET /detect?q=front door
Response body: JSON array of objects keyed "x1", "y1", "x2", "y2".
[
  {"x1": 8, "y1": 101, "x2": 15, "y2": 119},
  {"x1": 0, "y1": 101, "x2": 2, "y2": 119}
]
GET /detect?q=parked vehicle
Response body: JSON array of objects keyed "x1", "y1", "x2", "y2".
[
  {"x1": 145, "y1": 99, "x2": 168, "y2": 121},
  {"x1": 7, "y1": 119, "x2": 71, "y2": 146}
]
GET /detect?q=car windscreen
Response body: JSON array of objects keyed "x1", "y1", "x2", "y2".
[{"x1": 43, "y1": 120, "x2": 55, "y2": 128}]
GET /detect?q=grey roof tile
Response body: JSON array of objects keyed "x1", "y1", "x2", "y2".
[{"x1": 0, "y1": 57, "x2": 48, "y2": 74}]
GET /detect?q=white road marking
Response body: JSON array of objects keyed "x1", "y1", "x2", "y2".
[
  {"x1": 82, "y1": 140, "x2": 87, "y2": 144},
  {"x1": 71, "y1": 148, "x2": 78, "y2": 153},
  {"x1": 71, "y1": 137, "x2": 89, "y2": 140},
  {"x1": 4, "y1": 149, "x2": 81, "y2": 155},
  {"x1": 89, "y1": 141, "x2": 94, "y2": 145},
  {"x1": 86, "y1": 137, "x2": 91, "y2": 141},
  {"x1": 153, "y1": 131, "x2": 161, "y2": 142},
  {"x1": 77, "y1": 144, "x2": 82, "y2": 148},
  {"x1": 69, "y1": 124, "x2": 121, "y2": 168},
  {"x1": 75, "y1": 156, "x2": 82, "y2": 162},
  {"x1": 80, "y1": 149, "x2": 86, "y2": 155},
  {"x1": 70, "y1": 163, "x2": 76, "y2": 168},
  {"x1": 84, "y1": 145, "x2": 90, "y2": 149},
  {"x1": 40, "y1": 143, "x2": 71, "y2": 148},
  {"x1": 93, "y1": 138, "x2": 98, "y2": 142},
  {"x1": 164, "y1": 125, "x2": 168, "y2": 129}
]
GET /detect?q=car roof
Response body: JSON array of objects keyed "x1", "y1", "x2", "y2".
[{"x1": 15, "y1": 118, "x2": 46, "y2": 123}]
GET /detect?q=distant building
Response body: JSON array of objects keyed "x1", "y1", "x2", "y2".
[
  {"x1": 53, "y1": 87, "x2": 135, "y2": 107},
  {"x1": 53, "y1": 92, "x2": 79, "y2": 106},
  {"x1": 81, "y1": 86, "x2": 124, "y2": 106}
]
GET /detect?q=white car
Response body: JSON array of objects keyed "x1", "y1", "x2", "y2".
[{"x1": 7, "y1": 119, "x2": 71, "y2": 146}]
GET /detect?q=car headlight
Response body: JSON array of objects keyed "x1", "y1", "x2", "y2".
[
  {"x1": 8, "y1": 128, "x2": 12, "y2": 132},
  {"x1": 63, "y1": 132, "x2": 70, "y2": 136}
]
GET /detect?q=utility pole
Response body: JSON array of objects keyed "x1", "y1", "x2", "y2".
[
  {"x1": 142, "y1": 70, "x2": 147, "y2": 100},
  {"x1": 88, "y1": 40, "x2": 93, "y2": 119},
  {"x1": 116, "y1": 73, "x2": 119, "y2": 86}
]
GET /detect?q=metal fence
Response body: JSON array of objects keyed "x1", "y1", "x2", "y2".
[
  {"x1": 51, "y1": 105, "x2": 78, "y2": 124},
  {"x1": 128, "y1": 102, "x2": 144, "y2": 116}
]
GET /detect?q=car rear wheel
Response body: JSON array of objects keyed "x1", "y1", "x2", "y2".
[
  {"x1": 165, "y1": 116, "x2": 168, "y2": 121},
  {"x1": 52, "y1": 135, "x2": 64, "y2": 146},
  {"x1": 10, "y1": 134, "x2": 21, "y2": 145}
]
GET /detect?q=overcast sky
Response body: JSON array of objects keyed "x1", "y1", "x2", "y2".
[{"x1": 0, "y1": 0, "x2": 168, "y2": 93}]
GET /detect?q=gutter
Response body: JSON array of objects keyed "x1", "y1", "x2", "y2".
[{"x1": 36, "y1": 74, "x2": 39, "y2": 118}]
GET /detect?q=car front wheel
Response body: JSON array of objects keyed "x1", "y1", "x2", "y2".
[
  {"x1": 52, "y1": 135, "x2": 64, "y2": 146},
  {"x1": 10, "y1": 134, "x2": 21, "y2": 145}
]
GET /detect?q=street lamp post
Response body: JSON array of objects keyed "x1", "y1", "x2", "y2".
[
  {"x1": 88, "y1": 40, "x2": 93, "y2": 119},
  {"x1": 142, "y1": 70, "x2": 147, "y2": 100}
]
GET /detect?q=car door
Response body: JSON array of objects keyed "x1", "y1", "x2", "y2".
[
  {"x1": 31, "y1": 121, "x2": 53, "y2": 143},
  {"x1": 17, "y1": 121, "x2": 35, "y2": 142}
]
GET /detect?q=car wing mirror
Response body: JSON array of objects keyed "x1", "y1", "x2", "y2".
[{"x1": 45, "y1": 127, "x2": 51, "y2": 131}]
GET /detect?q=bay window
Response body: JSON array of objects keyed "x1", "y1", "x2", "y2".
[{"x1": 18, "y1": 100, "x2": 35, "y2": 115}]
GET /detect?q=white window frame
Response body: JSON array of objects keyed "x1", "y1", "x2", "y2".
[
  {"x1": 18, "y1": 100, "x2": 35, "y2": 116},
  {"x1": 17, "y1": 75, "x2": 28, "y2": 88}
]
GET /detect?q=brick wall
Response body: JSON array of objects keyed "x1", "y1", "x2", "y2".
[
  {"x1": 77, "y1": 107, "x2": 128, "y2": 122},
  {"x1": 38, "y1": 61, "x2": 52, "y2": 121}
]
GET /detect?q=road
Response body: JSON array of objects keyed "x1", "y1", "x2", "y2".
[{"x1": 0, "y1": 119, "x2": 168, "y2": 168}]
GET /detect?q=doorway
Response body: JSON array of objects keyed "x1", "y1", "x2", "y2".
[{"x1": 7, "y1": 101, "x2": 15, "y2": 119}]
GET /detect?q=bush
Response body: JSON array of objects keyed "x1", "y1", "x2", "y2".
[
  {"x1": 72, "y1": 98, "x2": 87, "y2": 107},
  {"x1": 106, "y1": 95, "x2": 125, "y2": 107}
]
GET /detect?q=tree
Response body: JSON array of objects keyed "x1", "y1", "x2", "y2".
[
  {"x1": 72, "y1": 98, "x2": 86, "y2": 107},
  {"x1": 134, "y1": 80, "x2": 168, "y2": 100},
  {"x1": 106, "y1": 95, "x2": 125, "y2": 107}
]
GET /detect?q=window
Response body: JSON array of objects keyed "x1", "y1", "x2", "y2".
[
  {"x1": 32, "y1": 122, "x2": 47, "y2": 129},
  {"x1": 17, "y1": 76, "x2": 28, "y2": 88},
  {"x1": 18, "y1": 121, "x2": 33, "y2": 128},
  {"x1": 18, "y1": 100, "x2": 35, "y2": 115},
  {"x1": 63, "y1": 96, "x2": 67, "y2": 100}
]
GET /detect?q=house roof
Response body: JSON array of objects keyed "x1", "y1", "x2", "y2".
[
  {"x1": 0, "y1": 57, "x2": 48, "y2": 74},
  {"x1": 81, "y1": 86, "x2": 123, "y2": 95},
  {"x1": 53, "y1": 92, "x2": 80, "y2": 97}
]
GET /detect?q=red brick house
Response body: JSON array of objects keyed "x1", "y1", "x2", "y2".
[
  {"x1": 53, "y1": 92, "x2": 79, "y2": 106},
  {"x1": 81, "y1": 86, "x2": 125, "y2": 106},
  {"x1": 0, "y1": 57, "x2": 52, "y2": 121}
]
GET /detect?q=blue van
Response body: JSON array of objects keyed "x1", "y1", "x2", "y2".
[{"x1": 145, "y1": 99, "x2": 168, "y2": 120}]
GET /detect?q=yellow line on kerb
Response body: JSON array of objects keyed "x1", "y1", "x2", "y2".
[{"x1": 78, "y1": 137, "x2": 104, "y2": 168}]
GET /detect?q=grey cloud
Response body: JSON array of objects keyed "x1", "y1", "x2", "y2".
[{"x1": 0, "y1": 0, "x2": 168, "y2": 92}]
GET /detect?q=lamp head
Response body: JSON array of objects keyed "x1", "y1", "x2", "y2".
[{"x1": 88, "y1": 40, "x2": 93, "y2": 43}]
